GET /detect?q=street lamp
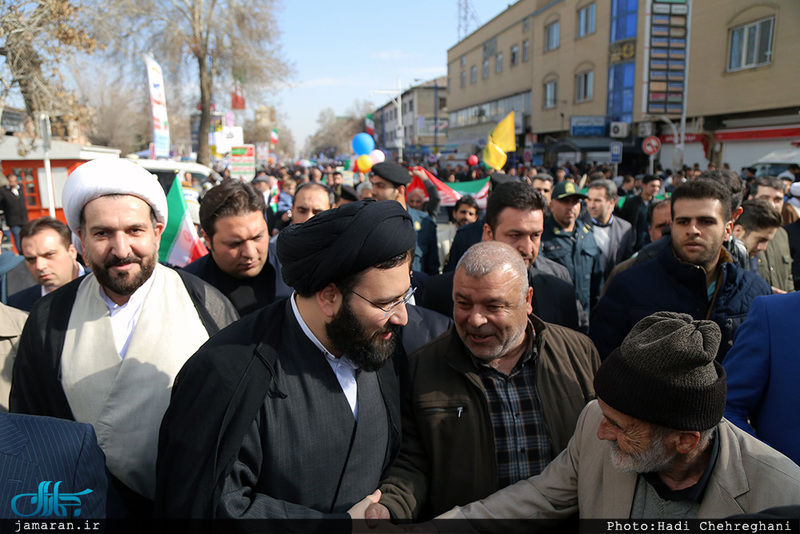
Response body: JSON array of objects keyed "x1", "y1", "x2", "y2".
[{"x1": 371, "y1": 79, "x2": 404, "y2": 162}]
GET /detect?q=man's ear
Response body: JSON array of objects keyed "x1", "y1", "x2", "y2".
[
  {"x1": 732, "y1": 225, "x2": 746, "y2": 240},
  {"x1": 482, "y1": 223, "x2": 494, "y2": 242},
  {"x1": 316, "y1": 283, "x2": 341, "y2": 318},
  {"x1": 673, "y1": 431, "x2": 702, "y2": 455}
]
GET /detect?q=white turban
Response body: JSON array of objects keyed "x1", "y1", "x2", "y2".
[{"x1": 62, "y1": 159, "x2": 169, "y2": 232}]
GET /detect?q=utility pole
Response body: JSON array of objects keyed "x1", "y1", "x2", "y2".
[{"x1": 371, "y1": 79, "x2": 404, "y2": 162}]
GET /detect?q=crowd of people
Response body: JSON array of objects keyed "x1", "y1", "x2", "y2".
[{"x1": 1, "y1": 155, "x2": 800, "y2": 531}]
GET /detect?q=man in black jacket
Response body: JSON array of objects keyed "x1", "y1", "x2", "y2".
[
  {"x1": 183, "y1": 179, "x2": 291, "y2": 316},
  {"x1": 0, "y1": 173, "x2": 29, "y2": 254},
  {"x1": 422, "y1": 182, "x2": 584, "y2": 331}
]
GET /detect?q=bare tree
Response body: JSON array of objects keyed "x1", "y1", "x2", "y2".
[
  {"x1": 306, "y1": 101, "x2": 374, "y2": 159},
  {"x1": 0, "y1": 0, "x2": 98, "y2": 142},
  {"x1": 93, "y1": 0, "x2": 291, "y2": 165}
]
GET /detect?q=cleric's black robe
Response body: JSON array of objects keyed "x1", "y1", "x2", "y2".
[{"x1": 154, "y1": 299, "x2": 406, "y2": 519}]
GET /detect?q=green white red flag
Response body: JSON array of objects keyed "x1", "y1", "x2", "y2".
[
  {"x1": 410, "y1": 166, "x2": 490, "y2": 209},
  {"x1": 159, "y1": 176, "x2": 208, "y2": 266}
]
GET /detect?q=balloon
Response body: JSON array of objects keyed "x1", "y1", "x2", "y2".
[
  {"x1": 369, "y1": 149, "x2": 385, "y2": 164},
  {"x1": 467, "y1": 154, "x2": 479, "y2": 166},
  {"x1": 352, "y1": 133, "x2": 375, "y2": 156},
  {"x1": 357, "y1": 155, "x2": 373, "y2": 172}
]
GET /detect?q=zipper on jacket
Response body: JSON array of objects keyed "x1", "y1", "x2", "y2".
[{"x1": 420, "y1": 406, "x2": 465, "y2": 418}]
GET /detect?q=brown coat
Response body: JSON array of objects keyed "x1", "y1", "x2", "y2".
[{"x1": 379, "y1": 314, "x2": 600, "y2": 520}]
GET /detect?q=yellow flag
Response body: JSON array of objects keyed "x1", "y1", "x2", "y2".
[
  {"x1": 483, "y1": 142, "x2": 507, "y2": 171},
  {"x1": 489, "y1": 111, "x2": 516, "y2": 152}
]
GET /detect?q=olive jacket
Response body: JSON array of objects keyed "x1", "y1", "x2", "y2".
[{"x1": 379, "y1": 314, "x2": 600, "y2": 520}]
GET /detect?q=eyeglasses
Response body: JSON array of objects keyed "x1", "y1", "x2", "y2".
[{"x1": 351, "y1": 286, "x2": 416, "y2": 319}]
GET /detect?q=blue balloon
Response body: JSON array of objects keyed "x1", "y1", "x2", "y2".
[{"x1": 352, "y1": 133, "x2": 375, "y2": 156}]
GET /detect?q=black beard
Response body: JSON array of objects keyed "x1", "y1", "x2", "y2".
[
  {"x1": 91, "y1": 252, "x2": 156, "y2": 298},
  {"x1": 325, "y1": 297, "x2": 398, "y2": 372}
]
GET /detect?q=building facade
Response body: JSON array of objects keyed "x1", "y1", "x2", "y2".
[
  {"x1": 374, "y1": 76, "x2": 448, "y2": 163},
  {"x1": 445, "y1": 0, "x2": 800, "y2": 174}
]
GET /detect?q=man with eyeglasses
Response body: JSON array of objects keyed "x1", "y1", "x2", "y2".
[{"x1": 156, "y1": 199, "x2": 421, "y2": 520}]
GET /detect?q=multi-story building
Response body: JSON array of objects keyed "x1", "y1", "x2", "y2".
[
  {"x1": 374, "y1": 76, "x2": 448, "y2": 163},
  {"x1": 446, "y1": 0, "x2": 800, "y2": 173}
]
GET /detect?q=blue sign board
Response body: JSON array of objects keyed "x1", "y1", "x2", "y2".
[
  {"x1": 570, "y1": 116, "x2": 606, "y2": 137},
  {"x1": 610, "y1": 142, "x2": 623, "y2": 163}
]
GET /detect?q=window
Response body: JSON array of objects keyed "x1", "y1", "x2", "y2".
[
  {"x1": 408, "y1": 100, "x2": 414, "y2": 112},
  {"x1": 483, "y1": 59, "x2": 489, "y2": 79},
  {"x1": 545, "y1": 22, "x2": 560, "y2": 51},
  {"x1": 523, "y1": 17, "x2": 530, "y2": 32},
  {"x1": 578, "y1": 4, "x2": 596, "y2": 38},
  {"x1": 544, "y1": 81, "x2": 558, "y2": 108},
  {"x1": 729, "y1": 17, "x2": 774, "y2": 71},
  {"x1": 460, "y1": 71, "x2": 466, "y2": 88},
  {"x1": 610, "y1": 0, "x2": 637, "y2": 43},
  {"x1": 496, "y1": 53, "x2": 503, "y2": 73},
  {"x1": 471, "y1": 65, "x2": 477, "y2": 83},
  {"x1": 523, "y1": 40, "x2": 529, "y2": 61},
  {"x1": 607, "y1": 62, "x2": 635, "y2": 124},
  {"x1": 576, "y1": 71, "x2": 594, "y2": 102},
  {"x1": 461, "y1": 55, "x2": 466, "y2": 67},
  {"x1": 511, "y1": 45, "x2": 519, "y2": 66}
]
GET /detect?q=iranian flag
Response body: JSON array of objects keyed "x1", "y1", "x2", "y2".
[
  {"x1": 159, "y1": 176, "x2": 208, "y2": 267},
  {"x1": 412, "y1": 166, "x2": 490, "y2": 209},
  {"x1": 270, "y1": 128, "x2": 279, "y2": 144},
  {"x1": 365, "y1": 114, "x2": 375, "y2": 136}
]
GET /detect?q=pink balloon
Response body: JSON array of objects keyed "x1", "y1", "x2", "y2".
[{"x1": 369, "y1": 149, "x2": 385, "y2": 164}]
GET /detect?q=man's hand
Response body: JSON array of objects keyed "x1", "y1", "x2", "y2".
[
  {"x1": 348, "y1": 489, "x2": 382, "y2": 520},
  {"x1": 365, "y1": 502, "x2": 391, "y2": 523},
  {"x1": 772, "y1": 286, "x2": 787, "y2": 295}
]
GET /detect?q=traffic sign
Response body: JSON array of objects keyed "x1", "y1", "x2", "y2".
[
  {"x1": 610, "y1": 142, "x2": 623, "y2": 164},
  {"x1": 642, "y1": 136, "x2": 661, "y2": 155}
]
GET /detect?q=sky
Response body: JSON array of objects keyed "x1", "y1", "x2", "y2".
[{"x1": 271, "y1": 0, "x2": 508, "y2": 154}]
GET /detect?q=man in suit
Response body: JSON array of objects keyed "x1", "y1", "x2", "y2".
[
  {"x1": 0, "y1": 412, "x2": 109, "y2": 518},
  {"x1": 434, "y1": 312, "x2": 800, "y2": 525},
  {"x1": 586, "y1": 179, "x2": 634, "y2": 280},
  {"x1": 7, "y1": 218, "x2": 85, "y2": 312},
  {"x1": 724, "y1": 292, "x2": 800, "y2": 465},
  {"x1": 0, "y1": 173, "x2": 29, "y2": 254},
  {"x1": 421, "y1": 182, "x2": 582, "y2": 331}
]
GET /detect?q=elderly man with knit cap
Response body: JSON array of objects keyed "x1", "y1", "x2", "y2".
[
  {"x1": 434, "y1": 312, "x2": 800, "y2": 527},
  {"x1": 9, "y1": 158, "x2": 238, "y2": 517},
  {"x1": 156, "y1": 199, "x2": 417, "y2": 521}
]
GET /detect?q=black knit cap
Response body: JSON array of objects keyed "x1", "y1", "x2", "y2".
[
  {"x1": 276, "y1": 199, "x2": 415, "y2": 295},
  {"x1": 593, "y1": 311, "x2": 727, "y2": 431},
  {"x1": 372, "y1": 162, "x2": 410, "y2": 186}
]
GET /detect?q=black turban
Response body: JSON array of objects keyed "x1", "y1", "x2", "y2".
[{"x1": 277, "y1": 199, "x2": 416, "y2": 294}]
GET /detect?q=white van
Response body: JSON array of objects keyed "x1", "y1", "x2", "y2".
[{"x1": 751, "y1": 149, "x2": 800, "y2": 177}]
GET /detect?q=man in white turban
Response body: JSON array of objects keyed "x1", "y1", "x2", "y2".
[{"x1": 9, "y1": 158, "x2": 238, "y2": 518}]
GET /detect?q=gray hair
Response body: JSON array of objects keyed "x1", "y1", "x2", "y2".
[
  {"x1": 588, "y1": 179, "x2": 618, "y2": 200},
  {"x1": 456, "y1": 241, "x2": 529, "y2": 303}
]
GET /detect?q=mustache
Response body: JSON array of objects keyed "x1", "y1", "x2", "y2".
[{"x1": 104, "y1": 254, "x2": 142, "y2": 268}]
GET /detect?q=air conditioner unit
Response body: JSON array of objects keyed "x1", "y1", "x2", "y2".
[{"x1": 610, "y1": 122, "x2": 630, "y2": 138}]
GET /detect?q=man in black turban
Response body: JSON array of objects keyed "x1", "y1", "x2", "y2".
[{"x1": 156, "y1": 199, "x2": 418, "y2": 522}]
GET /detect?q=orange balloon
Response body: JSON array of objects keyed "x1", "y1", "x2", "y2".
[{"x1": 357, "y1": 155, "x2": 373, "y2": 172}]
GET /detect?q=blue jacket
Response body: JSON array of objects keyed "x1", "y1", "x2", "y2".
[
  {"x1": 541, "y1": 217, "x2": 604, "y2": 315},
  {"x1": 590, "y1": 243, "x2": 772, "y2": 362},
  {"x1": 724, "y1": 293, "x2": 800, "y2": 465}
]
